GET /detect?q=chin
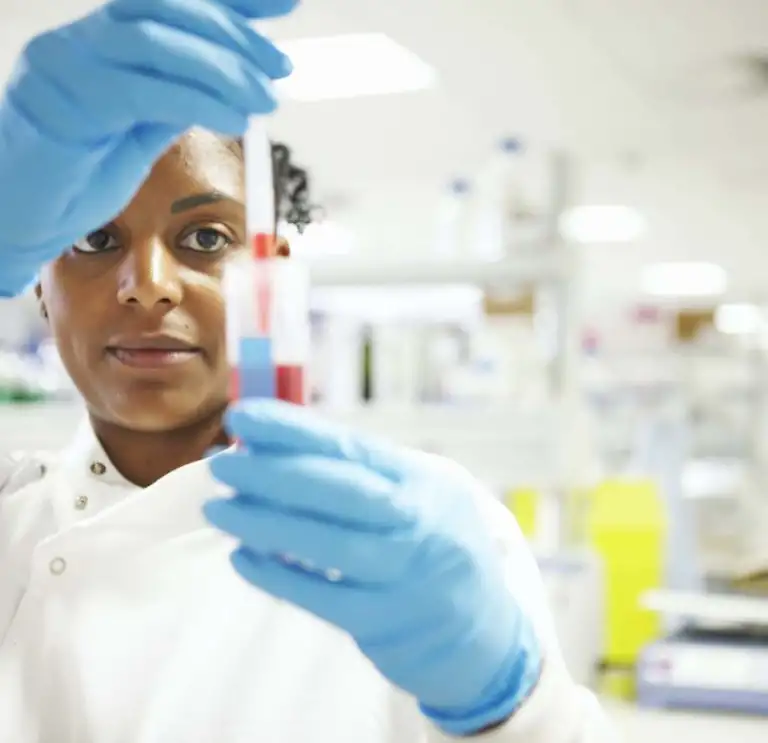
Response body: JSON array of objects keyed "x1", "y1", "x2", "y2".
[{"x1": 105, "y1": 390, "x2": 228, "y2": 433}]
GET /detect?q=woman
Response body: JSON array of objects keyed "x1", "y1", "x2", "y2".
[{"x1": 0, "y1": 1, "x2": 613, "y2": 741}]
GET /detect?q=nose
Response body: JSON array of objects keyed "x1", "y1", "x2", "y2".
[{"x1": 116, "y1": 239, "x2": 183, "y2": 310}]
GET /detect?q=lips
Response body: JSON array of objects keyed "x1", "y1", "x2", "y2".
[
  {"x1": 107, "y1": 348, "x2": 201, "y2": 369},
  {"x1": 105, "y1": 334, "x2": 203, "y2": 370}
]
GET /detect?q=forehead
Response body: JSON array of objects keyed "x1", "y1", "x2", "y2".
[{"x1": 145, "y1": 129, "x2": 243, "y2": 202}]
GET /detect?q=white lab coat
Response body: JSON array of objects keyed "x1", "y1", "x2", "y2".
[{"x1": 0, "y1": 420, "x2": 614, "y2": 742}]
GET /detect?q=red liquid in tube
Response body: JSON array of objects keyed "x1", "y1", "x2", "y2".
[{"x1": 276, "y1": 364, "x2": 305, "y2": 405}]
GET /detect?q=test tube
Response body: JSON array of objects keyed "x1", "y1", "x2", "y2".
[
  {"x1": 223, "y1": 118, "x2": 310, "y2": 405},
  {"x1": 271, "y1": 257, "x2": 311, "y2": 404}
]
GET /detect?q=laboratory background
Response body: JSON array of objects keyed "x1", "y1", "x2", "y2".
[{"x1": 1, "y1": 0, "x2": 768, "y2": 740}]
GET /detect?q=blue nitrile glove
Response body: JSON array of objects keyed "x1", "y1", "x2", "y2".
[
  {"x1": 204, "y1": 400, "x2": 543, "y2": 736},
  {"x1": 0, "y1": 0, "x2": 297, "y2": 297}
]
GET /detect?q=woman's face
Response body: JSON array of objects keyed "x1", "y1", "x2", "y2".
[{"x1": 39, "y1": 130, "x2": 245, "y2": 432}]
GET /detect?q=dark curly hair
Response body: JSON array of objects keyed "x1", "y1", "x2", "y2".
[{"x1": 224, "y1": 137, "x2": 313, "y2": 235}]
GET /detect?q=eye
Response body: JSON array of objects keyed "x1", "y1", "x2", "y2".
[
  {"x1": 72, "y1": 229, "x2": 119, "y2": 254},
  {"x1": 180, "y1": 227, "x2": 233, "y2": 254}
]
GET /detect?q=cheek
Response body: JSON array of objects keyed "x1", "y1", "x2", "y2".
[
  {"x1": 40, "y1": 265, "x2": 102, "y2": 371},
  {"x1": 184, "y1": 270, "x2": 227, "y2": 340},
  {"x1": 46, "y1": 302, "x2": 98, "y2": 377}
]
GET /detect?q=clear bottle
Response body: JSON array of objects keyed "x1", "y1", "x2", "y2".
[{"x1": 434, "y1": 178, "x2": 472, "y2": 259}]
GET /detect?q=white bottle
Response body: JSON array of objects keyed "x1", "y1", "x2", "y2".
[
  {"x1": 471, "y1": 137, "x2": 542, "y2": 259},
  {"x1": 314, "y1": 315, "x2": 363, "y2": 410},
  {"x1": 370, "y1": 323, "x2": 420, "y2": 406},
  {"x1": 433, "y1": 178, "x2": 472, "y2": 259}
]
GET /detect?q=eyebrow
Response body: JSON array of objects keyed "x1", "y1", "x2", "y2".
[{"x1": 170, "y1": 191, "x2": 241, "y2": 214}]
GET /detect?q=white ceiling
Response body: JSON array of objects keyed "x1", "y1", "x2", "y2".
[{"x1": 0, "y1": 0, "x2": 766, "y2": 305}]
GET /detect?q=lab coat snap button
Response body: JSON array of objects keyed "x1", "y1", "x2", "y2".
[
  {"x1": 90, "y1": 461, "x2": 106, "y2": 475},
  {"x1": 49, "y1": 557, "x2": 67, "y2": 576},
  {"x1": 74, "y1": 495, "x2": 88, "y2": 511}
]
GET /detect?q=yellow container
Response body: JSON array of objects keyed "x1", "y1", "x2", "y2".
[{"x1": 586, "y1": 479, "x2": 666, "y2": 665}]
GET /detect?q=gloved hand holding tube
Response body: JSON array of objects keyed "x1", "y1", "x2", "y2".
[
  {"x1": 0, "y1": 0, "x2": 296, "y2": 296},
  {"x1": 205, "y1": 400, "x2": 545, "y2": 736}
]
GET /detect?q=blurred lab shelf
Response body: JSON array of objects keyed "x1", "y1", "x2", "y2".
[
  {"x1": 308, "y1": 253, "x2": 566, "y2": 287},
  {"x1": 605, "y1": 699, "x2": 768, "y2": 743},
  {"x1": 643, "y1": 589, "x2": 768, "y2": 628},
  {"x1": 318, "y1": 403, "x2": 568, "y2": 490},
  {"x1": 319, "y1": 402, "x2": 561, "y2": 437}
]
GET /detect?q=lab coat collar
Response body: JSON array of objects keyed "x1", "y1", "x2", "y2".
[
  {"x1": 60, "y1": 416, "x2": 133, "y2": 488},
  {"x1": 51, "y1": 416, "x2": 227, "y2": 539}
]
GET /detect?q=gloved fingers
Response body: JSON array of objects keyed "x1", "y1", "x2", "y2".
[
  {"x1": 106, "y1": 0, "x2": 292, "y2": 80},
  {"x1": 230, "y1": 545, "x2": 386, "y2": 629},
  {"x1": 216, "y1": 0, "x2": 300, "y2": 18},
  {"x1": 91, "y1": 63, "x2": 253, "y2": 137},
  {"x1": 70, "y1": 13, "x2": 277, "y2": 113},
  {"x1": 208, "y1": 451, "x2": 413, "y2": 529},
  {"x1": 203, "y1": 494, "x2": 413, "y2": 582},
  {"x1": 226, "y1": 400, "x2": 411, "y2": 481},
  {"x1": 2, "y1": 66, "x2": 116, "y2": 162},
  {"x1": 25, "y1": 122, "x2": 186, "y2": 252},
  {"x1": 68, "y1": 123, "x2": 184, "y2": 231},
  {"x1": 111, "y1": 0, "x2": 300, "y2": 21},
  {"x1": 24, "y1": 30, "x2": 254, "y2": 141}
]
